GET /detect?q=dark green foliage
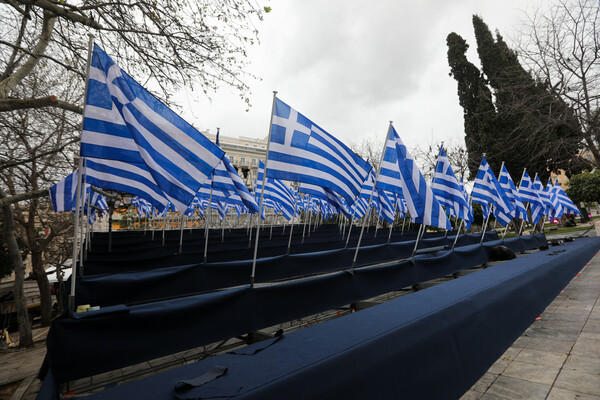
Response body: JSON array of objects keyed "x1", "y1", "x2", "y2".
[
  {"x1": 566, "y1": 170, "x2": 600, "y2": 204},
  {"x1": 447, "y1": 16, "x2": 583, "y2": 182}
]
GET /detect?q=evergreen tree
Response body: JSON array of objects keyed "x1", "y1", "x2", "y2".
[{"x1": 447, "y1": 16, "x2": 582, "y2": 181}]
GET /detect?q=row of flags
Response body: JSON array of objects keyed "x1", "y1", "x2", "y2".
[{"x1": 49, "y1": 43, "x2": 581, "y2": 233}]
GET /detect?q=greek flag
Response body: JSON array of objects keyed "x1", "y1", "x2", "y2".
[
  {"x1": 532, "y1": 175, "x2": 554, "y2": 218},
  {"x1": 517, "y1": 171, "x2": 545, "y2": 224},
  {"x1": 80, "y1": 44, "x2": 224, "y2": 212},
  {"x1": 553, "y1": 183, "x2": 580, "y2": 215},
  {"x1": 50, "y1": 170, "x2": 81, "y2": 212},
  {"x1": 213, "y1": 156, "x2": 259, "y2": 213},
  {"x1": 256, "y1": 160, "x2": 297, "y2": 220},
  {"x1": 299, "y1": 183, "x2": 351, "y2": 218},
  {"x1": 431, "y1": 146, "x2": 470, "y2": 220},
  {"x1": 547, "y1": 181, "x2": 563, "y2": 219},
  {"x1": 376, "y1": 125, "x2": 451, "y2": 230},
  {"x1": 471, "y1": 157, "x2": 515, "y2": 225},
  {"x1": 266, "y1": 97, "x2": 371, "y2": 205},
  {"x1": 497, "y1": 164, "x2": 529, "y2": 222},
  {"x1": 458, "y1": 179, "x2": 474, "y2": 229}
]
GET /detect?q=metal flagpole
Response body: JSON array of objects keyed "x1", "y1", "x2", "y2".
[
  {"x1": 451, "y1": 219, "x2": 465, "y2": 250},
  {"x1": 69, "y1": 34, "x2": 94, "y2": 315},
  {"x1": 352, "y1": 121, "x2": 392, "y2": 268},
  {"x1": 345, "y1": 217, "x2": 353, "y2": 248},
  {"x1": 151, "y1": 208, "x2": 155, "y2": 240},
  {"x1": 178, "y1": 213, "x2": 185, "y2": 254},
  {"x1": 78, "y1": 161, "x2": 88, "y2": 274},
  {"x1": 247, "y1": 214, "x2": 253, "y2": 248},
  {"x1": 480, "y1": 205, "x2": 493, "y2": 244},
  {"x1": 222, "y1": 212, "x2": 226, "y2": 242},
  {"x1": 203, "y1": 183, "x2": 213, "y2": 262},
  {"x1": 401, "y1": 214, "x2": 407, "y2": 236},
  {"x1": 269, "y1": 211, "x2": 275, "y2": 239},
  {"x1": 516, "y1": 168, "x2": 528, "y2": 236},
  {"x1": 287, "y1": 183, "x2": 300, "y2": 253},
  {"x1": 411, "y1": 223, "x2": 425, "y2": 257},
  {"x1": 162, "y1": 209, "x2": 166, "y2": 246},
  {"x1": 250, "y1": 91, "x2": 277, "y2": 287},
  {"x1": 451, "y1": 195, "x2": 471, "y2": 249}
]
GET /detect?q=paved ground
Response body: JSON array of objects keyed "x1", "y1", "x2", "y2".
[
  {"x1": 1, "y1": 235, "x2": 598, "y2": 400},
  {"x1": 461, "y1": 249, "x2": 600, "y2": 400}
]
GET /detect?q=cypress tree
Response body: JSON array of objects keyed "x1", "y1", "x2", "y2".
[{"x1": 447, "y1": 16, "x2": 582, "y2": 181}]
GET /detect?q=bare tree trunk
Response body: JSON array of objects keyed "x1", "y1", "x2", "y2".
[
  {"x1": 31, "y1": 250, "x2": 52, "y2": 326},
  {"x1": 0, "y1": 189, "x2": 33, "y2": 347}
]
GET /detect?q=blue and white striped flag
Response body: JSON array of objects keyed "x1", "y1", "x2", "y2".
[
  {"x1": 376, "y1": 125, "x2": 451, "y2": 229},
  {"x1": 497, "y1": 164, "x2": 529, "y2": 222},
  {"x1": 266, "y1": 97, "x2": 371, "y2": 205},
  {"x1": 458, "y1": 179, "x2": 474, "y2": 229},
  {"x1": 552, "y1": 183, "x2": 580, "y2": 215},
  {"x1": 532, "y1": 175, "x2": 554, "y2": 218},
  {"x1": 80, "y1": 44, "x2": 224, "y2": 212},
  {"x1": 431, "y1": 146, "x2": 470, "y2": 221},
  {"x1": 256, "y1": 160, "x2": 297, "y2": 220},
  {"x1": 517, "y1": 170, "x2": 544, "y2": 224},
  {"x1": 299, "y1": 183, "x2": 351, "y2": 218},
  {"x1": 547, "y1": 181, "x2": 563, "y2": 219},
  {"x1": 471, "y1": 157, "x2": 515, "y2": 226},
  {"x1": 50, "y1": 170, "x2": 81, "y2": 212}
]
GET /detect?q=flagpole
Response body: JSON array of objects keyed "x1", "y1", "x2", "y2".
[
  {"x1": 178, "y1": 213, "x2": 185, "y2": 254},
  {"x1": 68, "y1": 34, "x2": 95, "y2": 315},
  {"x1": 287, "y1": 183, "x2": 300, "y2": 253},
  {"x1": 250, "y1": 91, "x2": 277, "y2": 287},
  {"x1": 203, "y1": 182, "x2": 213, "y2": 263},
  {"x1": 516, "y1": 168, "x2": 528, "y2": 236},
  {"x1": 352, "y1": 121, "x2": 392, "y2": 268}
]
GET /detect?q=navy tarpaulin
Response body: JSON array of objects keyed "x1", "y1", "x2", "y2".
[
  {"x1": 46, "y1": 234, "x2": 545, "y2": 383},
  {"x1": 70, "y1": 231, "x2": 506, "y2": 308},
  {"x1": 80, "y1": 237, "x2": 600, "y2": 400},
  {"x1": 80, "y1": 230, "x2": 497, "y2": 275}
]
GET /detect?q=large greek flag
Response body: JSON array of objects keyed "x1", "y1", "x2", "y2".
[
  {"x1": 80, "y1": 44, "x2": 224, "y2": 212},
  {"x1": 517, "y1": 170, "x2": 545, "y2": 224},
  {"x1": 376, "y1": 125, "x2": 451, "y2": 230},
  {"x1": 431, "y1": 146, "x2": 470, "y2": 220},
  {"x1": 266, "y1": 97, "x2": 371, "y2": 205},
  {"x1": 471, "y1": 157, "x2": 515, "y2": 225}
]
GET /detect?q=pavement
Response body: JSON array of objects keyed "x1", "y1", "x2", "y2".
[
  {"x1": 0, "y1": 234, "x2": 599, "y2": 400},
  {"x1": 461, "y1": 248, "x2": 600, "y2": 399}
]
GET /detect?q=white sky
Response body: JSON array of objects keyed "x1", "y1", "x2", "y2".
[{"x1": 179, "y1": 0, "x2": 541, "y2": 154}]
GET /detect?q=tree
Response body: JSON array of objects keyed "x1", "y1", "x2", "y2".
[
  {"x1": 0, "y1": 0, "x2": 266, "y2": 346},
  {"x1": 447, "y1": 16, "x2": 583, "y2": 181},
  {"x1": 566, "y1": 170, "x2": 600, "y2": 204},
  {"x1": 517, "y1": 0, "x2": 600, "y2": 169}
]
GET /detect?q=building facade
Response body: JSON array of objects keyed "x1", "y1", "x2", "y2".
[{"x1": 203, "y1": 130, "x2": 267, "y2": 188}]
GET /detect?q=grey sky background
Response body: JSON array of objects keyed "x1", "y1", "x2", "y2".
[{"x1": 180, "y1": 0, "x2": 541, "y2": 155}]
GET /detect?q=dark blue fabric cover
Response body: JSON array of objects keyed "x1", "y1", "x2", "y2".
[
  {"x1": 71, "y1": 231, "x2": 508, "y2": 307},
  {"x1": 81, "y1": 229, "x2": 494, "y2": 274},
  {"x1": 79, "y1": 236, "x2": 600, "y2": 400},
  {"x1": 47, "y1": 235, "x2": 546, "y2": 383}
]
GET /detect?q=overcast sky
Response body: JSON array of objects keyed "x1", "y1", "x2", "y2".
[{"x1": 180, "y1": 0, "x2": 541, "y2": 154}]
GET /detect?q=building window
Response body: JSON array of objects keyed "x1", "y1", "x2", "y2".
[
  {"x1": 240, "y1": 157, "x2": 246, "y2": 164},
  {"x1": 253, "y1": 144, "x2": 258, "y2": 148},
  {"x1": 229, "y1": 155, "x2": 235, "y2": 162},
  {"x1": 261, "y1": 145, "x2": 266, "y2": 149},
  {"x1": 251, "y1": 158, "x2": 257, "y2": 166}
]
